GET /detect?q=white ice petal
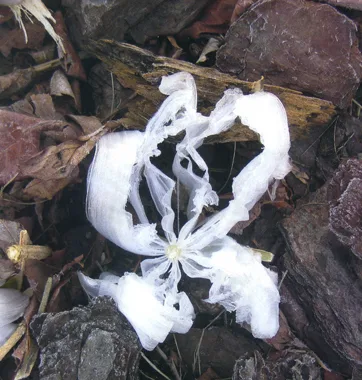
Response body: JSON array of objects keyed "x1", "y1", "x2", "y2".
[
  {"x1": 87, "y1": 131, "x2": 166, "y2": 256},
  {"x1": 205, "y1": 237, "x2": 280, "y2": 339},
  {"x1": 78, "y1": 272, "x2": 194, "y2": 350},
  {"x1": 184, "y1": 91, "x2": 291, "y2": 250},
  {"x1": 112, "y1": 273, "x2": 194, "y2": 350},
  {"x1": 0, "y1": 288, "x2": 29, "y2": 327}
]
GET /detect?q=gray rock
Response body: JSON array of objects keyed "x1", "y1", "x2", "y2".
[
  {"x1": 31, "y1": 298, "x2": 141, "y2": 380},
  {"x1": 62, "y1": 0, "x2": 211, "y2": 47},
  {"x1": 280, "y1": 180, "x2": 362, "y2": 374},
  {"x1": 216, "y1": 0, "x2": 362, "y2": 108}
]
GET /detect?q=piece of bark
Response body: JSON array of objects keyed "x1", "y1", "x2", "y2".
[
  {"x1": 280, "y1": 183, "x2": 362, "y2": 374},
  {"x1": 319, "y1": 0, "x2": 362, "y2": 10},
  {"x1": 216, "y1": 0, "x2": 362, "y2": 109},
  {"x1": 230, "y1": 0, "x2": 256, "y2": 23},
  {"x1": 175, "y1": 327, "x2": 259, "y2": 378},
  {"x1": 328, "y1": 159, "x2": 362, "y2": 260},
  {"x1": 31, "y1": 298, "x2": 140, "y2": 380},
  {"x1": 232, "y1": 350, "x2": 322, "y2": 380},
  {"x1": 86, "y1": 40, "x2": 336, "y2": 144}
]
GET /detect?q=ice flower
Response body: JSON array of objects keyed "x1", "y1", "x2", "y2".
[
  {"x1": 0, "y1": 288, "x2": 29, "y2": 346},
  {"x1": 80, "y1": 72, "x2": 291, "y2": 350}
]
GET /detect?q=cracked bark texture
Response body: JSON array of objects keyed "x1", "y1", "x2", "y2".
[{"x1": 280, "y1": 167, "x2": 362, "y2": 374}]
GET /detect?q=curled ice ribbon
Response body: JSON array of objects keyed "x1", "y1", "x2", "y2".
[{"x1": 80, "y1": 72, "x2": 291, "y2": 350}]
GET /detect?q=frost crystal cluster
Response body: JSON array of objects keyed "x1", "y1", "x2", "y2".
[{"x1": 79, "y1": 72, "x2": 291, "y2": 350}]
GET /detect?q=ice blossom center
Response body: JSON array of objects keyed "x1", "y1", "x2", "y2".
[{"x1": 165, "y1": 244, "x2": 182, "y2": 260}]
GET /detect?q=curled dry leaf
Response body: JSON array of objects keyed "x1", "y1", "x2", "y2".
[
  {"x1": 196, "y1": 37, "x2": 222, "y2": 64},
  {"x1": 50, "y1": 69, "x2": 75, "y2": 99},
  {"x1": 0, "y1": 109, "x2": 105, "y2": 200}
]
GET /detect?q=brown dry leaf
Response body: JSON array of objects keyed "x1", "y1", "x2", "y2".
[
  {"x1": 21, "y1": 130, "x2": 107, "y2": 199},
  {"x1": 0, "y1": 22, "x2": 46, "y2": 57},
  {"x1": 30, "y1": 93, "x2": 59, "y2": 120},
  {"x1": 0, "y1": 66, "x2": 35, "y2": 100},
  {"x1": 53, "y1": 11, "x2": 86, "y2": 81},
  {"x1": 50, "y1": 69, "x2": 75, "y2": 99},
  {"x1": 14, "y1": 336, "x2": 38, "y2": 380},
  {"x1": 0, "y1": 6, "x2": 13, "y2": 24},
  {"x1": 291, "y1": 163, "x2": 310, "y2": 185},
  {"x1": 0, "y1": 258, "x2": 15, "y2": 286},
  {"x1": 179, "y1": 0, "x2": 238, "y2": 39},
  {"x1": 0, "y1": 109, "x2": 66, "y2": 186},
  {"x1": 196, "y1": 37, "x2": 222, "y2": 63},
  {"x1": 0, "y1": 219, "x2": 24, "y2": 251},
  {"x1": 67, "y1": 114, "x2": 102, "y2": 135}
]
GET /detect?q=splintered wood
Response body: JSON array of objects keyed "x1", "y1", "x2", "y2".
[{"x1": 87, "y1": 40, "x2": 336, "y2": 144}]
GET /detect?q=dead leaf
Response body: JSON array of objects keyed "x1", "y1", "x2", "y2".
[
  {"x1": 0, "y1": 6, "x2": 13, "y2": 24},
  {"x1": 14, "y1": 336, "x2": 38, "y2": 380},
  {"x1": 0, "y1": 219, "x2": 24, "y2": 252},
  {"x1": 196, "y1": 37, "x2": 222, "y2": 64},
  {"x1": 291, "y1": 163, "x2": 310, "y2": 185},
  {"x1": 0, "y1": 109, "x2": 66, "y2": 185},
  {"x1": 0, "y1": 258, "x2": 15, "y2": 286},
  {"x1": 179, "y1": 0, "x2": 238, "y2": 39},
  {"x1": 30, "y1": 93, "x2": 59, "y2": 120},
  {"x1": 53, "y1": 11, "x2": 86, "y2": 81},
  {"x1": 0, "y1": 66, "x2": 35, "y2": 100},
  {"x1": 50, "y1": 69, "x2": 75, "y2": 99},
  {"x1": 67, "y1": 114, "x2": 102, "y2": 135},
  {"x1": 0, "y1": 22, "x2": 45, "y2": 57}
]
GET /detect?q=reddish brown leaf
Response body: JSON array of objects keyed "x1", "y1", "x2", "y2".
[
  {"x1": 0, "y1": 110, "x2": 66, "y2": 185},
  {"x1": 0, "y1": 6, "x2": 13, "y2": 25},
  {"x1": 179, "y1": 0, "x2": 238, "y2": 39},
  {"x1": 0, "y1": 22, "x2": 46, "y2": 57}
]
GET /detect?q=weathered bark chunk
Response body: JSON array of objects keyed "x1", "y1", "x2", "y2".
[
  {"x1": 319, "y1": 0, "x2": 362, "y2": 11},
  {"x1": 62, "y1": 0, "x2": 211, "y2": 47},
  {"x1": 232, "y1": 351, "x2": 322, "y2": 380},
  {"x1": 87, "y1": 40, "x2": 336, "y2": 144},
  {"x1": 328, "y1": 159, "x2": 362, "y2": 260},
  {"x1": 31, "y1": 298, "x2": 140, "y2": 380},
  {"x1": 217, "y1": 0, "x2": 362, "y2": 108},
  {"x1": 280, "y1": 182, "x2": 362, "y2": 373},
  {"x1": 176, "y1": 327, "x2": 259, "y2": 378}
]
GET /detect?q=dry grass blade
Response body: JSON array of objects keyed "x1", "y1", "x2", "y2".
[{"x1": 0, "y1": 323, "x2": 26, "y2": 361}]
